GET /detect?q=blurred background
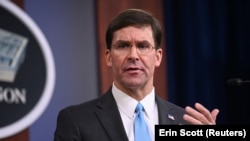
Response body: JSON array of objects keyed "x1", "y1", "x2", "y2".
[{"x1": 1, "y1": 0, "x2": 250, "y2": 141}]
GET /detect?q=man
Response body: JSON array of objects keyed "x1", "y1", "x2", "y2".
[{"x1": 54, "y1": 9, "x2": 219, "y2": 141}]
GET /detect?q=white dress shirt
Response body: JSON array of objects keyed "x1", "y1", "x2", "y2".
[{"x1": 112, "y1": 84, "x2": 159, "y2": 141}]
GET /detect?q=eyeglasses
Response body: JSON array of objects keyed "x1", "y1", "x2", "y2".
[{"x1": 111, "y1": 43, "x2": 155, "y2": 55}]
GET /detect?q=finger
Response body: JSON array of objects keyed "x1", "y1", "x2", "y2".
[
  {"x1": 195, "y1": 103, "x2": 220, "y2": 124},
  {"x1": 211, "y1": 108, "x2": 220, "y2": 121},
  {"x1": 183, "y1": 114, "x2": 203, "y2": 125},
  {"x1": 184, "y1": 106, "x2": 208, "y2": 124},
  {"x1": 194, "y1": 103, "x2": 214, "y2": 122}
]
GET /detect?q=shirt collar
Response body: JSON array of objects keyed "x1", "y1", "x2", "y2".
[{"x1": 112, "y1": 83, "x2": 155, "y2": 120}]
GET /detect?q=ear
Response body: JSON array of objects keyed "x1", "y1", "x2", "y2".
[
  {"x1": 105, "y1": 49, "x2": 112, "y2": 67},
  {"x1": 155, "y1": 48, "x2": 163, "y2": 67}
]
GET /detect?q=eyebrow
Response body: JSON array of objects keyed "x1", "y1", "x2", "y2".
[
  {"x1": 114, "y1": 40, "x2": 151, "y2": 44},
  {"x1": 115, "y1": 40, "x2": 130, "y2": 44}
]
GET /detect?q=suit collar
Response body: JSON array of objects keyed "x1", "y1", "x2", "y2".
[
  {"x1": 95, "y1": 88, "x2": 129, "y2": 141},
  {"x1": 94, "y1": 87, "x2": 186, "y2": 141}
]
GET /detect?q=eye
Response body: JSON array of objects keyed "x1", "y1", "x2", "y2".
[
  {"x1": 117, "y1": 43, "x2": 130, "y2": 49},
  {"x1": 137, "y1": 43, "x2": 149, "y2": 49}
]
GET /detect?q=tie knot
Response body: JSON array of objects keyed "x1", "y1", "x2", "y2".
[{"x1": 135, "y1": 102, "x2": 144, "y2": 113}]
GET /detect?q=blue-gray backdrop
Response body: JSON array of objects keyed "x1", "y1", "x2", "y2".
[{"x1": 25, "y1": 1, "x2": 98, "y2": 141}]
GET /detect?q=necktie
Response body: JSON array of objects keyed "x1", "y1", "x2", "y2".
[{"x1": 134, "y1": 102, "x2": 151, "y2": 141}]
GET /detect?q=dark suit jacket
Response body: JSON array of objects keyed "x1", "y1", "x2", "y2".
[{"x1": 54, "y1": 87, "x2": 188, "y2": 141}]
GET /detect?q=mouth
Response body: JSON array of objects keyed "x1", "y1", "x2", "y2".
[{"x1": 124, "y1": 66, "x2": 143, "y2": 74}]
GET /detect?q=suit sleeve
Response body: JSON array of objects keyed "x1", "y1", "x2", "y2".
[{"x1": 54, "y1": 108, "x2": 81, "y2": 141}]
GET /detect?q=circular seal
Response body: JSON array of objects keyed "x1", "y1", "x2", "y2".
[{"x1": 0, "y1": 0, "x2": 55, "y2": 139}]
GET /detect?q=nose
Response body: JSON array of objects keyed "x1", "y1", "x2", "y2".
[{"x1": 127, "y1": 45, "x2": 139, "y2": 60}]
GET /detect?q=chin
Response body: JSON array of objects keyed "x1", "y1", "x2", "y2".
[{"x1": 123, "y1": 81, "x2": 144, "y2": 88}]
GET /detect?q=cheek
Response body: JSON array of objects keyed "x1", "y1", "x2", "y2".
[
  {"x1": 108, "y1": 54, "x2": 124, "y2": 69},
  {"x1": 113, "y1": 56, "x2": 124, "y2": 68},
  {"x1": 144, "y1": 56, "x2": 161, "y2": 72}
]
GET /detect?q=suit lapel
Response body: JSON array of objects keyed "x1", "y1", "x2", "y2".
[
  {"x1": 95, "y1": 89, "x2": 129, "y2": 141},
  {"x1": 156, "y1": 95, "x2": 181, "y2": 125}
]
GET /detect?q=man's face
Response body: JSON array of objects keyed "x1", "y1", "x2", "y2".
[{"x1": 105, "y1": 26, "x2": 162, "y2": 91}]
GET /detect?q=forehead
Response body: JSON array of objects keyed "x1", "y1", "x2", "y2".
[{"x1": 112, "y1": 26, "x2": 154, "y2": 43}]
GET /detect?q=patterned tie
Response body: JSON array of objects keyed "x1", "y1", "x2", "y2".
[{"x1": 134, "y1": 102, "x2": 151, "y2": 141}]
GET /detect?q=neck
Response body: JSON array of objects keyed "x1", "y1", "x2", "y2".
[{"x1": 113, "y1": 82, "x2": 153, "y2": 101}]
